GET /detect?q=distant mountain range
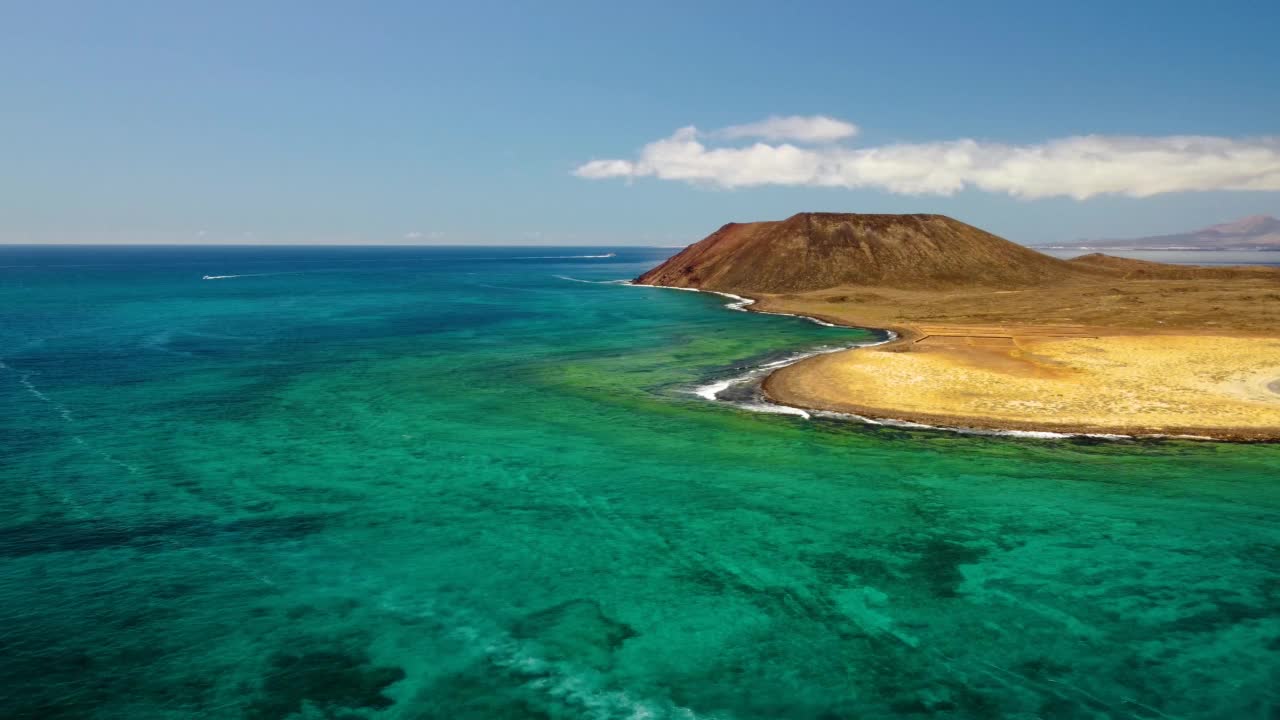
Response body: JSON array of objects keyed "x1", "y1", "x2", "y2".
[{"x1": 1049, "y1": 215, "x2": 1280, "y2": 251}]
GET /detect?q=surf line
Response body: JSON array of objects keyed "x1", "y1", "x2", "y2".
[
  {"x1": 622, "y1": 281, "x2": 895, "y2": 413},
  {"x1": 689, "y1": 337, "x2": 896, "y2": 419},
  {"x1": 554, "y1": 275, "x2": 847, "y2": 321},
  {"x1": 623, "y1": 280, "x2": 873, "y2": 331},
  {"x1": 621, "y1": 282, "x2": 1162, "y2": 440},
  {"x1": 685, "y1": 331, "x2": 1142, "y2": 440}
]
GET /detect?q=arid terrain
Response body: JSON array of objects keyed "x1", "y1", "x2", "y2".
[{"x1": 639, "y1": 212, "x2": 1280, "y2": 439}]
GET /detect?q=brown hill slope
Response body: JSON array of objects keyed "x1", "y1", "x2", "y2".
[{"x1": 636, "y1": 213, "x2": 1086, "y2": 292}]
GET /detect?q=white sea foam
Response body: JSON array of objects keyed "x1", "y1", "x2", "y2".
[
  {"x1": 809, "y1": 408, "x2": 1134, "y2": 440},
  {"x1": 688, "y1": 338, "x2": 891, "y2": 420},
  {"x1": 484, "y1": 636, "x2": 718, "y2": 720},
  {"x1": 578, "y1": 278, "x2": 1226, "y2": 441},
  {"x1": 733, "y1": 400, "x2": 813, "y2": 419},
  {"x1": 627, "y1": 282, "x2": 899, "y2": 419},
  {"x1": 693, "y1": 343, "x2": 1147, "y2": 441},
  {"x1": 692, "y1": 377, "x2": 736, "y2": 401},
  {"x1": 374, "y1": 593, "x2": 715, "y2": 720},
  {"x1": 632, "y1": 282, "x2": 848, "y2": 328},
  {"x1": 628, "y1": 282, "x2": 1173, "y2": 441}
]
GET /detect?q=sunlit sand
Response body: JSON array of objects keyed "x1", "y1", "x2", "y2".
[{"x1": 765, "y1": 333, "x2": 1280, "y2": 439}]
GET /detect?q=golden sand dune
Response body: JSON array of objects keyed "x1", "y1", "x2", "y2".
[
  {"x1": 764, "y1": 334, "x2": 1280, "y2": 440},
  {"x1": 748, "y1": 284, "x2": 1280, "y2": 439}
]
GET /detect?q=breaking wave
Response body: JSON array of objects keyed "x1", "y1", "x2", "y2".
[{"x1": 689, "y1": 336, "x2": 894, "y2": 419}]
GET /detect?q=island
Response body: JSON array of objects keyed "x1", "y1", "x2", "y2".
[
  {"x1": 1048, "y1": 214, "x2": 1280, "y2": 251},
  {"x1": 636, "y1": 212, "x2": 1280, "y2": 440}
]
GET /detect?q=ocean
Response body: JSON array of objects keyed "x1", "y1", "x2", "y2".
[{"x1": 1, "y1": 245, "x2": 1277, "y2": 719}]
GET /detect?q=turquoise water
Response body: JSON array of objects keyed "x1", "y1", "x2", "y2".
[{"x1": 1, "y1": 246, "x2": 1277, "y2": 719}]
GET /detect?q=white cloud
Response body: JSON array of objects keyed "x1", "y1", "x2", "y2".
[
  {"x1": 573, "y1": 158, "x2": 637, "y2": 179},
  {"x1": 716, "y1": 115, "x2": 858, "y2": 143},
  {"x1": 573, "y1": 119, "x2": 1280, "y2": 200}
]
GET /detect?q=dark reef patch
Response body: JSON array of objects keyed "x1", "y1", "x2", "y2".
[
  {"x1": 804, "y1": 534, "x2": 987, "y2": 600},
  {"x1": 511, "y1": 598, "x2": 637, "y2": 670},
  {"x1": 246, "y1": 649, "x2": 405, "y2": 720},
  {"x1": 903, "y1": 537, "x2": 986, "y2": 598}
]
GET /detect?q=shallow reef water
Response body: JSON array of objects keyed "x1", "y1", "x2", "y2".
[{"x1": 0, "y1": 246, "x2": 1277, "y2": 719}]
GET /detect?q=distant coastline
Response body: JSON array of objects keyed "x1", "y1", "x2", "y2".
[
  {"x1": 1044, "y1": 214, "x2": 1280, "y2": 252},
  {"x1": 1037, "y1": 245, "x2": 1280, "y2": 252},
  {"x1": 1039, "y1": 244, "x2": 1280, "y2": 251}
]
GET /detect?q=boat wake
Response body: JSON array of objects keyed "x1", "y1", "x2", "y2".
[
  {"x1": 202, "y1": 272, "x2": 275, "y2": 280},
  {"x1": 512, "y1": 252, "x2": 617, "y2": 259},
  {"x1": 552, "y1": 275, "x2": 631, "y2": 284},
  {"x1": 201, "y1": 271, "x2": 311, "y2": 280}
]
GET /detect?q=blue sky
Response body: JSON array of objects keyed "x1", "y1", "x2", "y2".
[{"x1": 2, "y1": 0, "x2": 1278, "y2": 245}]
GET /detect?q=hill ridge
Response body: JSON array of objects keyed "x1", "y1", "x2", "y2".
[{"x1": 636, "y1": 212, "x2": 1083, "y2": 292}]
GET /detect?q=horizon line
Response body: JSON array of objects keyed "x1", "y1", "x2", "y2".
[{"x1": 0, "y1": 242, "x2": 689, "y2": 249}]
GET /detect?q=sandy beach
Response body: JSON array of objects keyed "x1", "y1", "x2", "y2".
[
  {"x1": 738, "y1": 284, "x2": 1280, "y2": 440},
  {"x1": 763, "y1": 333, "x2": 1280, "y2": 440}
]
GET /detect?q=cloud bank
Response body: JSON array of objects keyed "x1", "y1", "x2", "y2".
[{"x1": 573, "y1": 117, "x2": 1280, "y2": 199}]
